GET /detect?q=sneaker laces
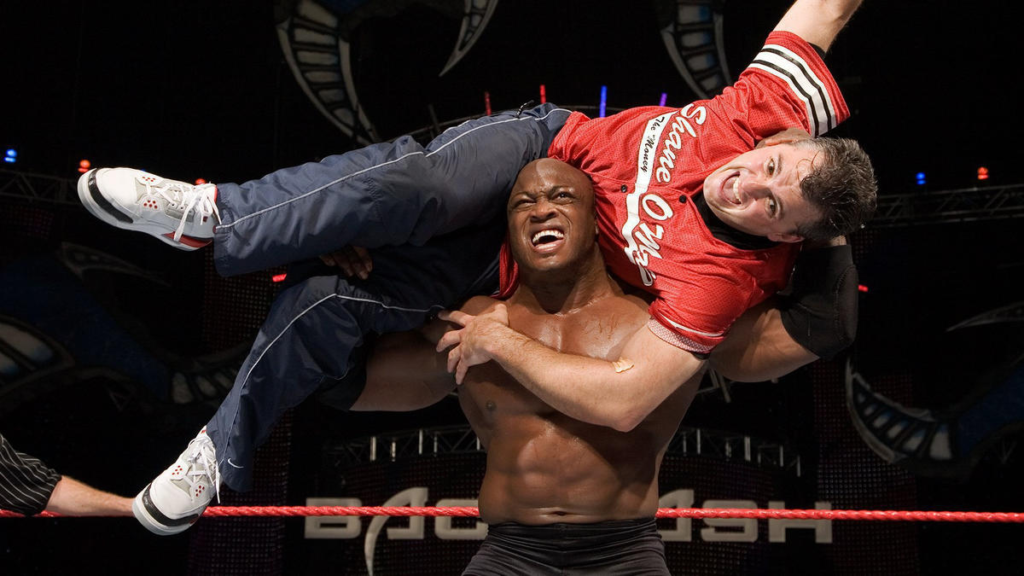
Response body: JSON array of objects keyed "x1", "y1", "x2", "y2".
[
  {"x1": 140, "y1": 179, "x2": 222, "y2": 242},
  {"x1": 182, "y1": 434, "x2": 221, "y2": 504}
]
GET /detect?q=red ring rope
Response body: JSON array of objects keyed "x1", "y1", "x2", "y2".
[{"x1": 2, "y1": 506, "x2": 1022, "y2": 522}]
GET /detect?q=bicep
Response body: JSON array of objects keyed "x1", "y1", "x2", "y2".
[
  {"x1": 622, "y1": 323, "x2": 708, "y2": 398},
  {"x1": 710, "y1": 300, "x2": 818, "y2": 382},
  {"x1": 355, "y1": 297, "x2": 498, "y2": 410},
  {"x1": 355, "y1": 330, "x2": 454, "y2": 412}
]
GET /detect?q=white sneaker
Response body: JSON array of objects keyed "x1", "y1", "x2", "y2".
[
  {"x1": 78, "y1": 168, "x2": 220, "y2": 250},
  {"x1": 133, "y1": 428, "x2": 220, "y2": 535}
]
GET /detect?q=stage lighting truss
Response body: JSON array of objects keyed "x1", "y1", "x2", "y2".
[
  {"x1": 871, "y1": 183, "x2": 1024, "y2": 227},
  {"x1": 324, "y1": 424, "x2": 803, "y2": 476},
  {"x1": 0, "y1": 169, "x2": 79, "y2": 206}
]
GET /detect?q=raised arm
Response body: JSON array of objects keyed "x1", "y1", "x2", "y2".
[
  {"x1": 438, "y1": 312, "x2": 705, "y2": 432},
  {"x1": 774, "y1": 0, "x2": 864, "y2": 52}
]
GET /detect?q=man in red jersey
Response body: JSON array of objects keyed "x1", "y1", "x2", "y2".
[
  {"x1": 77, "y1": 1, "x2": 871, "y2": 536},
  {"x1": 439, "y1": 0, "x2": 873, "y2": 432}
]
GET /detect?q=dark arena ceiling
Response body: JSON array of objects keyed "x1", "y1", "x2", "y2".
[{"x1": 1, "y1": 0, "x2": 1019, "y2": 195}]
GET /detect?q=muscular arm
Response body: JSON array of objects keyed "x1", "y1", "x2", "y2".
[
  {"x1": 350, "y1": 325, "x2": 456, "y2": 412},
  {"x1": 710, "y1": 300, "x2": 816, "y2": 382},
  {"x1": 440, "y1": 313, "x2": 705, "y2": 432},
  {"x1": 711, "y1": 237, "x2": 857, "y2": 380},
  {"x1": 351, "y1": 300, "x2": 500, "y2": 412},
  {"x1": 775, "y1": 0, "x2": 864, "y2": 52},
  {"x1": 441, "y1": 250, "x2": 856, "y2": 426}
]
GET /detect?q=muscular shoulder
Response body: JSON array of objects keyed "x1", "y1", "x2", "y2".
[
  {"x1": 558, "y1": 292, "x2": 651, "y2": 360},
  {"x1": 599, "y1": 281, "x2": 652, "y2": 325},
  {"x1": 460, "y1": 295, "x2": 501, "y2": 316}
]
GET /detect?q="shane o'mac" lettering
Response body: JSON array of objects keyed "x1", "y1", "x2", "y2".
[{"x1": 620, "y1": 104, "x2": 707, "y2": 286}]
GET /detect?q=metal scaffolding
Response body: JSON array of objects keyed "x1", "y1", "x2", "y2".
[
  {"x1": 871, "y1": 183, "x2": 1024, "y2": 227},
  {"x1": 0, "y1": 169, "x2": 80, "y2": 207},
  {"x1": 324, "y1": 424, "x2": 803, "y2": 476}
]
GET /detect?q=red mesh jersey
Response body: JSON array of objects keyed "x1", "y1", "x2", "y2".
[{"x1": 501, "y1": 31, "x2": 849, "y2": 354}]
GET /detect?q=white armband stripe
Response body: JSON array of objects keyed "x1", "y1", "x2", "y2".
[
  {"x1": 761, "y1": 44, "x2": 836, "y2": 127},
  {"x1": 750, "y1": 45, "x2": 836, "y2": 136}
]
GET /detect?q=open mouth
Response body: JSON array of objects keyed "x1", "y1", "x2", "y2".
[
  {"x1": 531, "y1": 228, "x2": 565, "y2": 252},
  {"x1": 721, "y1": 174, "x2": 741, "y2": 205}
]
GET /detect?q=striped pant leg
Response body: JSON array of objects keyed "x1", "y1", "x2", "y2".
[
  {"x1": 212, "y1": 104, "x2": 570, "y2": 277},
  {"x1": 206, "y1": 220, "x2": 504, "y2": 492}
]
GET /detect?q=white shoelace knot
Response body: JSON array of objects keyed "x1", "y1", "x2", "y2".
[
  {"x1": 182, "y1": 434, "x2": 221, "y2": 504},
  {"x1": 139, "y1": 179, "x2": 222, "y2": 242}
]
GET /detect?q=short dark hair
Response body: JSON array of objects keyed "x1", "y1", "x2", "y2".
[{"x1": 794, "y1": 137, "x2": 877, "y2": 241}]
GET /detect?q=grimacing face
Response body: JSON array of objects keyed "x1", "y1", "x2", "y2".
[
  {"x1": 702, "y1": 141, "x2": 824, "y2": 243},
  {"x1": 506, "y1": 158, "x2": 598, "y2": 273}
]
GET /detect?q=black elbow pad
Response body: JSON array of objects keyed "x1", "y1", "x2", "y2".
[{"x1": 779, "y1": 245, "x2": 859, "y2": 359}]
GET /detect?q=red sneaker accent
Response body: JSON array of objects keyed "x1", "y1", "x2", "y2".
[{"x1": 162, "y1": 232, "x2": 212, "y2": 249}]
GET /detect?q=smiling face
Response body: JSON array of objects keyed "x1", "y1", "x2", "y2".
[
  {"x1": 506, "y1": 158, "x2": 598, "y2": 274},
  {"x1": 702, "y1": 141, "x2": 825, "y2": 243}
]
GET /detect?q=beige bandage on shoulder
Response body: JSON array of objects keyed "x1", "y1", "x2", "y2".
[{"x1": 612, "y1": 358, "x2": 635, "y2": 373}]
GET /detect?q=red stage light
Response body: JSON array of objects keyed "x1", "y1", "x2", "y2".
[
  {"x1": 977, "y1": 167, "x2": 989, "y2": 181},
  {"x1": 78, "y1": 159, "x2": 91, "y2": 174}
]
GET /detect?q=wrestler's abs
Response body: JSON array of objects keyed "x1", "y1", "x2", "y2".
[{"x1": 458, "y1": 357, "x2": 697, "y2": 526}]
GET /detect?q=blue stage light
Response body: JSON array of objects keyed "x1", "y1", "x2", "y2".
[{"x1": 599, "y1": 86, "x2": 607, "y2": 118}]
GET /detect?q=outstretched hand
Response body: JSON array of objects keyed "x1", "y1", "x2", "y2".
[{"x1": 436, "y1": 304, "x2": 511, "y2": 384}]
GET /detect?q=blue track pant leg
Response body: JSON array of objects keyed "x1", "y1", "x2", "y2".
[
  {"x1": 212, "y1": 104, "x2": 570, "y2": 277},
  {"x1": 205, "y1": 221, "x2": 504, "y2": 491}
]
